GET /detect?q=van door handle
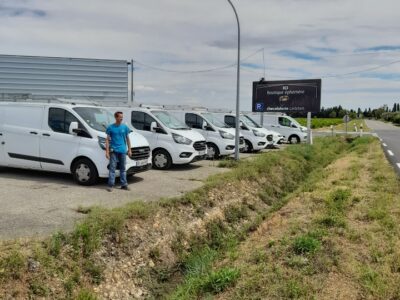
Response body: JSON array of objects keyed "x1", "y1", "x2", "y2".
[
  {"x1": 42, "y1": 133, "x2": 51, "y2": 137},
  {"x1": 0, "y1": 133, "x2": 2, "y2": 136},
  {"x1": 30, "y1": 131, "x2": 38, "y2": 135}
]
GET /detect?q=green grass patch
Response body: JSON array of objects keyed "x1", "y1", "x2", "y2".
[{"x1": 292, "y1": 235, "x2": 321, "y2": 255}]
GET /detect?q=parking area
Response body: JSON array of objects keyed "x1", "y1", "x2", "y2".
[{"x1": 0, "y1": 151, "x2": 271, "y2": 240}]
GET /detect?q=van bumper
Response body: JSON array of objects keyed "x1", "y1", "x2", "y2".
[{"x1": 127, "y1": 163, "x2": 152, "y2": 174}]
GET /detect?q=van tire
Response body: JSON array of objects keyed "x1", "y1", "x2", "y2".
[
  {"x1": 243, "y1": 139, "x2": 253, "y2": 153},
  {"x1": 288, "y1": 135, "x2": 300, "y2": 144},
  {"x1": 152, "y1": 149, "x2": 172, "y2": 170},
  {"x1": 206, "y1": 143, "x2": 220, "y2": 159},
  {"x1": 72, "y1": 158, "x2": 98, "y2": 186}
]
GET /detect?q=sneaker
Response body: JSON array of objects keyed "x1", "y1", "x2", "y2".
[
  {"x1": 120, "y1": 185, "x2": 130, "y2": 191},
  {"x1": 106, "y1": 187, "x2": 113, "y2": 192}
]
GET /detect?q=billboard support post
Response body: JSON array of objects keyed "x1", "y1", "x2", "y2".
[
  {"x1": 260, "y1": 112, "x2": 264, "y2": 126},
  {"x1": 307, "y1": 112, "x2": 312, "y2": 145}
]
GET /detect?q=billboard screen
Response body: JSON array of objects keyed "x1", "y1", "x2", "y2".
[{"x1": 252, "y1": 79, "x2": 321, "y2": 113}]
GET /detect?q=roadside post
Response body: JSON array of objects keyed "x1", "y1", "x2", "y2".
[
  {"x1": 330, "y1": 125, "x2": 334, "y2": 137},
  {"x1": 360, "y1": 124, "x2": 363, "y2": 137},
  {"x1": 307, "y1": 112, "x2": 312, "y2": 145},
  {"x1": 343, "y1": 114, "x2": 350, "y2": 136}
]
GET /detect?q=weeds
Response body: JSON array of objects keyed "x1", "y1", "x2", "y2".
[{"x1": 292, "y1": 235, "x2": 321, "y2": 255}]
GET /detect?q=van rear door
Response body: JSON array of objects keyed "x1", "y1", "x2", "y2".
[{"x1": 3, "y1": 105, "x2": 43, "y2": 169}]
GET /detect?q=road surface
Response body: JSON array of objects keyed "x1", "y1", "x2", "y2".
[{"x1": 365, "y1": 120, "x2": 400, "y2": 177}]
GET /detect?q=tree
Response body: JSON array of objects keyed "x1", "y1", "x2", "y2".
[
  {"x1": 397, "y1": 103, "x2": 400, "y2": 112},
  {"x1": 392, "y1": 103, "x2": 397, "y2": 112},
  {"x1": 329, "y1": 111, "x2": 337, "y2": 118}
]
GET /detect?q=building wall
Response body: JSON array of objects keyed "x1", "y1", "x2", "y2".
[{"x1": 0, "y1": 55, "x2": 128, "y2": 102}]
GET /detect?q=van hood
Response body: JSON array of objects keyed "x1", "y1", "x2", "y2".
[
  {"x1": 223, "y1": 127, "x2": 243, "y2": 137},
  {"x1": 255, "y1": 127, "x2": 274, "y2": 136},
  {"x1": 129, "y1": 131, "x2": 150, "y2": 147},
  {"x1": 170, "y1": 128, "x2": 205, "y2": 142}
]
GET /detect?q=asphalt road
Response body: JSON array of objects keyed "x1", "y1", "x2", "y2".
[
  {"x1": 0, "y1": 151, "x2": 267, "y2": 240},
  {"x1": 365, "y1": 120, "x2": 400, "y2": 177}
]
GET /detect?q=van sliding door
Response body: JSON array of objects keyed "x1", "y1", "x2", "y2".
[{"x1": 0, "y1": 109, "x2": 5, "y2": 164}]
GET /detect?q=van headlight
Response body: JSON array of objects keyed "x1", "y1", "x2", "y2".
[
  {"x1": 98, "y1": 136, "x2": 106, "y2": 150},
  {"x1": 252, "y1": 130, "x2": 266, "y2": 137},
  {"x1": 219, "y1": 130, "x2": 234, "y2": 139},
  {"x1": 172, "y1": 133, "x2": 192, "y2": 145}
]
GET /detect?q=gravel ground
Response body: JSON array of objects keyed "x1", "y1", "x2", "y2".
[{"x1": 0, "y1": 151, "x2": 265, "y2": 240}]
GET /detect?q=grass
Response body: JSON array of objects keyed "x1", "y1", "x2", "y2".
[
  {"x1": 1, "y1": 136, "x2": 396, "y2": 299},
  {"x1": 200, "y1": 136, "x2": 400, "y2": 299},
  {"x1": 296, "y1": 117, "x2": 370, "y2": 132},
  {"x1": 296, "y1": 117, "x2": 343, "y2": 129},
  {"x1": 292, "y1": 235, "x2": 321, "y2": 255}
]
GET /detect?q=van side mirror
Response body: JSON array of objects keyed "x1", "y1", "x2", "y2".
[
  {"x1": 202, "y1": 121, "x2": 207, "y2": 130},
  {"x1": 69, "y1": 122, "x2": 80, "y2": 135},
  {"x1": 291, "y1": 124, "x2": 297, "y2": 128},
  {"x1": 150, "y1": 121, "x2": 158, "y2": 132}
]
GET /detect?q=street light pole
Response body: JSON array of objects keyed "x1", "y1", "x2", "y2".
[{"x1": 226, "y1": 0, "x2": 241, "y2": 161}]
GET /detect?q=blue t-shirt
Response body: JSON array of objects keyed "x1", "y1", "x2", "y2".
[{"x1": 106, "y1": 123, "x2": 130, "y2": 154}]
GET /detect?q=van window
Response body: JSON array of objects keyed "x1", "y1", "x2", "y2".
[
  {"x1": 132, "y1": 111, "x2": 157, "y2": 131},
  {"x1": 49, "y1": 108, "x2": 80, "y2": 134},
  {"x1": 185, "y1": 113, "x2": 203, "y2": 129},
  {"x1": 278, "y1": 117, "x2": 291, "y2": 127},
  {"x1": 224, "y1": 116, "x2": 235, "y2": 127}
]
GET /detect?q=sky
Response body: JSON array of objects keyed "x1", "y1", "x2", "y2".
[{"x1": 0, "y1": 0, "x2": 400, "y2": 111}]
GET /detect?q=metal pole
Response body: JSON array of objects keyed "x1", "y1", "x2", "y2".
[
  {"x1": 130, "y1": 59, "x2": 134, "y2": 107},
  {"x1": 306, "y1": 112, "x2": 312, "y2": 144},
  {"x1": 227, "y1": 0, "x2": 241, "y2": 161}
]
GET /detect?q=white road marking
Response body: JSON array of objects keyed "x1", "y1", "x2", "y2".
[
  {"x1": 387, "y1": 150, "x2": 394, "y2": 156},
  {"x1": 383, "y1": 143, "x2": 387, "y2": 147},
  {"x1": 397, "y1": 163, "x2": 400, "y2": 170}
]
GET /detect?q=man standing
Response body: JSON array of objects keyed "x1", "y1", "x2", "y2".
[{"x1": 106, "y1": 111, "x2": 132, "y2": 191}]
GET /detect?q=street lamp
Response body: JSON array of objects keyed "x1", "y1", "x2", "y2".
[
  {"x1": 226, "y1": 0, "x2": 241, "y2": 160},
  {"x1": 127, "y1": 59, "x2": 134, "y2": 106}
]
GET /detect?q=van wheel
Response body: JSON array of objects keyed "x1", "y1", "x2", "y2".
[
  {"x1": 72, "y1": 158, "x2": 98, "y2": 186},
  {"x1": 153, "y1": 149, "x2": 172, "y2": 170},
  {"x1": 206, "y1": 143, "x2": 220, "y2": 159},
  {"x1": 289, "y1": 135, "x2": 300, "y2": 144},
  {"x1": 243, "y1": 140, "x2": 253, "y2": 153}
]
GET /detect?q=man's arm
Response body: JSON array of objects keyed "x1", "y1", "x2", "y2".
[
  {"x1": 126, "y1": 133, "x2": 132, "y2": 157},
  {"x1": 105, "y1": 135, "x2": 111, "y2": 159}
]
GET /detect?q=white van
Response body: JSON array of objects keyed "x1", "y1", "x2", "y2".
[
  {"x1": 261, "y1": 113, "x2": 307, "y2": 144},
  {"x1": 217, "y1": 113, "x2": 273, "y2": 152},
  {"x1": 109, "y1": 106, "x2": 207, "y2": 170},
  {"x1": 0, "y1": 101, "x2": 151, "y2": 185},
  {"x1": 169, "y1": 110, "x2": 245, "y2": 159},
  {"x1": 242, "y1": 114, "x2": 284, "y2": 147}
]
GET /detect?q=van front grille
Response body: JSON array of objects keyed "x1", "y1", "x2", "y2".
[
  {"x1": 130, "y1": 146, "x2": 150, "y2": 160},
  {"x1": 193, "y1": 141, "x2": 206, "y2": 151}
]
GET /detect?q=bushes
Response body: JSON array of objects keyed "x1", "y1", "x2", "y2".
[{"x1": 382, "y1": 112, "x2": 400, "y2": 125}]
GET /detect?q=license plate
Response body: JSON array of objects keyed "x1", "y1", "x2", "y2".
[
  {"x1": 136, "y1": 159, "x2": 148, "y2": 167},
  {"x1": 199, "y1": 150, "x2": 206, "y2": 155}
]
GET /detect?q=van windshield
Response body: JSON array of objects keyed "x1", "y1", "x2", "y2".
[
  {"x1": 73, "y1": 107, "x2": 114, "y2": 132},
  {"x1": 287, "y1": 116, "x2": 301, "y2": 128},
  {"x1": 152, "y1": 110, "x2": 189, "y2": 130},
  {"x1": 242, "y1": 115, "x2": 262, "y2": 128},
  {"x1": 202, "y1": 113, "x2": 230, "y2": 128}
]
